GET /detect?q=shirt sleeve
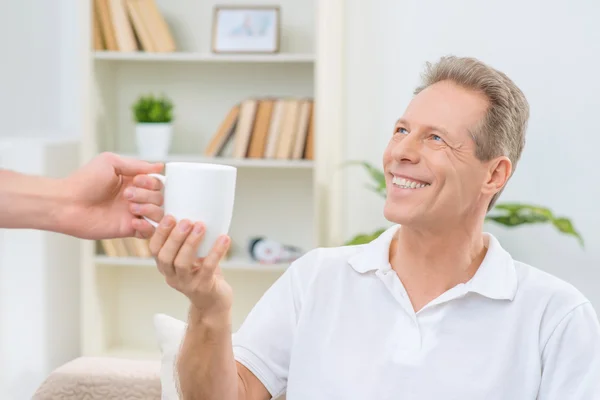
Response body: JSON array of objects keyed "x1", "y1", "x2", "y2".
[
  {"x1": 232, "y1": 250, "x2": 317, "y2": 399},
  {"x1": 538, "y1": 301, "x2": 600, "y2": 399}
]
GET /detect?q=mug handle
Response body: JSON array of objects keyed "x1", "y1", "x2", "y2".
[{"x1": 142, "y1": 173, "x2": 167, "y2": 228}]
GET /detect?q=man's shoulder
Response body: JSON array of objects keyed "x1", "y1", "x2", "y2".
[
  {"x1": 512, "y1": 259, "x2": 592, "y2": 333},
  {"x1": 513, "y1": 260, "x2": 589, "y2": 307},
  {"x1": 290, "y1": 243, "x2": 365, "y2": 273},
  {"x1": 286, "y1": 243, "x2": 367, "y2": 284}
]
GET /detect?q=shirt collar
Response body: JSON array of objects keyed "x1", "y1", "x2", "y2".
[
  {"x1": 347, "y1": 224, "x2": 400, "y2": 274},
  {"x1": 347, "y1": 225, "x2": 518, "y2": 301}
]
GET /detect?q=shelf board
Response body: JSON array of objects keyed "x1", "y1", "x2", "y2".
[
  {"x1": 95, "y1": 255, "x2": 290, "y2": 272},
  {"x1": 119, "y1": 153, "x2": 314, "y2": 169},
  {"x1": 94, "y1": 51, "x2": 315, "y2": 64}
]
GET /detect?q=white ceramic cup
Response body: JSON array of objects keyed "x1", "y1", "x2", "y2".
[{"x1": 144, "y1": 162, "x2": 237, "y2": 258}]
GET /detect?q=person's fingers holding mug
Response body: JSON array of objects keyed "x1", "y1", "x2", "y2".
[
  {"x1": 127, "y1": 174, "x2": 165, "y2": 237},
  {"x1": 150, "y1": 217, "x2": 199, "y2": 288},
  {"x1": 196, "y1": 234, "x2": 231, "y2": 277},
  {"x1": 149, "y1": 215, "x2": 178, "y2": 278},
  {"x1": 126, "y1": 174, "x2": 164, "y2": 206},
  {"x1": 173, "y1": 222, "x2": 205, "y2": 272}
]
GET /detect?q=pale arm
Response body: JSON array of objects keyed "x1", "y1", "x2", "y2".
[
  {"x1": 0, "y1": 152, "x2": 164, "y2": 240},
  {"x1": 0, "y1": 169, "x2": 72, "y2": 233}
]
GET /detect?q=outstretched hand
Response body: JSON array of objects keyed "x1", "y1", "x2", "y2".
[{"x1": 63, "y1": 152, "x2": 165, "y2": 240}]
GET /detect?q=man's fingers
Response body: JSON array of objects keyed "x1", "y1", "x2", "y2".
[
  {"x1": 124, "y1": 187, "x2": 163, "y2": 206},
  {"x1": 133, "y1": 174, "x2": 164, "y2": 191},
  {"x1": 105, "y1": 152, "x2": 164, "y2": 177},
  {"x1": 149, "y1": 215, "x2": 177, "y2": 276},
  {"x1": 130, "y1": 203, "x2": 164, "y2": 224},
  {"x1": 132, "y1": 218, "x2": 157, "y2": 239},
  {"x1": 156, "y1": 219, "x2": 193, "y2": 278},
  {"x1": 197, "y1": 235, "x2": 231, "y2": 275},
  {"x1": 173, "y1": 222, "x2": 205, "y2": 276}
]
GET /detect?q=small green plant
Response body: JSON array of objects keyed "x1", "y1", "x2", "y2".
[
  {"x1": 344, "y1": 161, "x2": 584, "y2": 247},
  {"x1": 132, "y1": 94, "x2": 174, "y2": 123}
]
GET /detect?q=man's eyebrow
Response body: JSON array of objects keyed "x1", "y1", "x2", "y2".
[
  {"x1": 395, "y1": 118, "x2": 410, "y2": 129},
  {"x1": 396, "y1": 118, "x2": 451, "y2": 137}
]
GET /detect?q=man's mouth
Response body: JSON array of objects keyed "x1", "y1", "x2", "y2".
[{"x1": 391, "y1": 175, "x2": 431, "y2": 189}]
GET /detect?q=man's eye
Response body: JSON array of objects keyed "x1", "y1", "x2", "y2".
[
  {"x1": 431, "y1": 134, "x2": 443, "y2": 142},
  {"x1": 395, "y1": 127, "x2": 409, "y2": 135}
]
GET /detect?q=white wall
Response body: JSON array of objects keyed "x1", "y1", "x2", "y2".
[
  {"x1": 0, "y1": 138, "x2": 81, "y2": 400},
  {"x1": 0, "y1": 1, "x2": 85, "y2": 399},
  {"x1": 0, "y1": 0, "x2": 84, "y2": 138},
  {"x1": 343, "y1": 1, "x2": 600, "y2": 310}
]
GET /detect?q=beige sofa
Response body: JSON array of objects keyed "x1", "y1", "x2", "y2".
[{"x1": 32, "y1": 357, "x2": 162, "y2": 399}]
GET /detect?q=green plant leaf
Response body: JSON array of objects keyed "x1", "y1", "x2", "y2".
[
  {"x1": 492, "y1": 203, "x2": 553, "y2": 218},
  {"x1": 344, "y1": 228, "x2": 386, "y2": 245},
  {"x1": 552, "y1": 217, "x2": 584, "y2": 247},
  {"x1": 486, "y1": 202, "x2": 584, "y2": 247},
  {"x1": 343, "y1": 160, "x2": 387, "y2": 198},
  {"x1": 132, "y1": 93, "x2": 174, "y2": 123}
]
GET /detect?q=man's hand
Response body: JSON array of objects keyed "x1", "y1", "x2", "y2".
[
  {"x1": 63, "y1": 152, "x2": 165, "y2": 240},
  {"x1": 149, "y1": 215, "x2": 233, "y2": 321}
]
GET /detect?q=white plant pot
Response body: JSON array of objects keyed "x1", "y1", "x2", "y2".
[{"x1": 135, "y1": 123, "x2": 173, "y2": 160}]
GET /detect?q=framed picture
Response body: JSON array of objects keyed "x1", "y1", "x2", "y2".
[{"x1": 212, "y1": 6, "x2": 280, "y2": 54}]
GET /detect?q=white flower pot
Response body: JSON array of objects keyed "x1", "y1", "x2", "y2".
[{"x1": 135, "y1": 123, "x2": 173, "y2": 160}]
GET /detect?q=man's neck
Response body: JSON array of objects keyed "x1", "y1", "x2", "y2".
[{"x1": 389, "y1": 219, "x2": 488, "y2": 312}]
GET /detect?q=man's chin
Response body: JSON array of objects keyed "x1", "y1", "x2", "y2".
[{"x1": 383, "y1": 202, "x2": 418, "y2": 226}]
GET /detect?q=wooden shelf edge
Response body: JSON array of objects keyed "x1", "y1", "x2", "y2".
[
  {"x1": 93, "y1": 51, "x2": 315, "y2": 63},
  {"x1": 95, "y1": 255, "x2": 289, "y2": 272},
  {"x1": 117, "y1": 153, "x2": 314, "y2": 169}
]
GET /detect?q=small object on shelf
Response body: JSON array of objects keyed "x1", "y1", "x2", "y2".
[
  {"x1": 248, "y1": 237, "x2": 304, "y2": 264},
  {"x1": 131, "y1": 93, "x2": 174, "y2": 159},
  {"x1": 212, "y1": 6, "x2": 280, "y2": 54}
]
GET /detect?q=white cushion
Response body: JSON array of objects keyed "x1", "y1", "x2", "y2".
[{"x1": 153, "y1": 313, "x2": 186, "y2": 400}]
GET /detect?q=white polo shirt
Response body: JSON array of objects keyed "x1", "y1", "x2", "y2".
[{"x1": 232, "y1": 225, "x2": 600, "y2": 399}]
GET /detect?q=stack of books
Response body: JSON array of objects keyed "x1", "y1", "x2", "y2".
[
  {"x1": 204, "y1": 98, "x2": 314, "y2": 160},
  {"x1": 100, "y1": 237, "x2": 151, "y2": 258},
  {"x1": 93, "y1": 0, "x2": 176, "y2": 53}
]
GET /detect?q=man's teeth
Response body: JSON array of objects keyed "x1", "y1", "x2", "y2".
[{"x1": 392, "y1": 176, "x2": 430, "y2": 189}]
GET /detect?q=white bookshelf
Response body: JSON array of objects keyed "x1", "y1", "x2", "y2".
[
  {"x1": 117, "y1": 153, "x2": 314, "y2": 169},
  {"x1": 94, "y1": 51, "x2": 315, "y2": 63},
  {"x1": 80, "y1": 0, "x2": 337, "y2": 359},
  {"x1": 95, "y1": 255, "x2": 289, "y2": 272}
]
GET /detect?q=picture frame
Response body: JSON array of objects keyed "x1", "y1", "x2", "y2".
[{"x1": 211, "y1": 6, "x2": 280, "y2": 54}]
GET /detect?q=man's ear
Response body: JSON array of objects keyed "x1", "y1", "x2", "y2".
[{"x1": 482, "y1": 156, "x2": 512, "y2": 196}]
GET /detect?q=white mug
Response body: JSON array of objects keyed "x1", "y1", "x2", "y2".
[{"x1": 144, "y1": 162, "x2": 237, "y2": 258}]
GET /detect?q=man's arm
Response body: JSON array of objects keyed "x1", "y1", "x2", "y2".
[
  {"x1": 0, "y1": 169, "x2": 71, "y2": 232},
  {"x1": 176, "y1": 306, "x2": 270, "y2": 400},
  {"x1": 148, "y1": 216, "x2": 271, "y2": 400},
  {"x1": 538, "y1": 301, "x2": 600, "y2": 399}
]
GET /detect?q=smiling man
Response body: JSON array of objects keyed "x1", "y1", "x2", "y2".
[{"x1": 143, "y1": 56, "x2": 600, "y2": 399}]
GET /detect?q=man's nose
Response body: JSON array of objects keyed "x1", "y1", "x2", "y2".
[{"x1": 391, "y1": 133, "x2": 421, "y2": 164}]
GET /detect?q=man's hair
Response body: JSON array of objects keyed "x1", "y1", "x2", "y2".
[{"x1": 414, "y1": 56, "x2": 530, "y2": 211}]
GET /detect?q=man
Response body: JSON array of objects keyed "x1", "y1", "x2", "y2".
[
  {"x1": 145, "y1": 56, "x2": 600, "y2": 399},
  {"x1": 0, "y1": 152, "x2": 164, "y2": 240}
]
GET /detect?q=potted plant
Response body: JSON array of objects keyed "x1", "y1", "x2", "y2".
[
  {"x1": 344, "y1": 161, "x2": 584, "y2": 247},
  {"x1": 131, "y1": 93, "x2": 174, "y2": 159}
]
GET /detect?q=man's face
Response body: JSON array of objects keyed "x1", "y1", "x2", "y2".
[{"x1": 382, "y1": 80, "x2": 510, "y2": 228}]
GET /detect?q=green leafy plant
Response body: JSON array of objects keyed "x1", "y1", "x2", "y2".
[
  {"x1": 344, "y1": 161, "x2": 584, "y2": 247},
  {"x1": 132, "y1": 94, "x2": 174, "y2": 123}
]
